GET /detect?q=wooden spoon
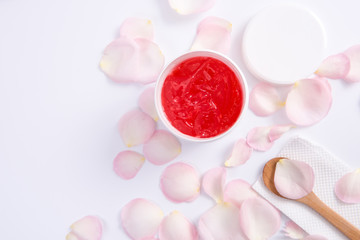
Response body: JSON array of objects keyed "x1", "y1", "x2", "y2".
[{"x1": 263, "y1": 157, "x2": 360, "y2": 240}]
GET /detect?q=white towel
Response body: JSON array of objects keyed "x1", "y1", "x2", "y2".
[{"x1": 252, "y1": 137, "x2": 360, "y2": 240}]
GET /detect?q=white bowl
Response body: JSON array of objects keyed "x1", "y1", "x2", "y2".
[{"x1": 155, "y1": 50, "x2": 248, "y2": 142}]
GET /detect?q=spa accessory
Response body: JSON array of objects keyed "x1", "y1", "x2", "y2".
[
  {"x1": 155, "y1": 50, "x2": 248, "y2": 142},
  {"x1": 263, "y1": 157, "x2": 360, "y2": 240},
  {"x1": 242, "y1": 4, "x2": 326, "y2": 84},
  {"x1": 253, "y1": 137, "x2": 360, "y2": 239}
]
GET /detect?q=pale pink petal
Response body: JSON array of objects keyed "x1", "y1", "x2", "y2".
[
  {"x1": 100, "y1": 38, "x2": 164, "y2": 84},
  {"x1": 119, "y1": 18, "x2": 154, "y2": 40},
  {"x1": 191, "y1": 17, "x2": 232, "y2": 54},
  {"x1": 315, "y1": 53, "x2": 350, "y2": 79},
  {"x1": 69, "y1": 216, "x2": 102, "y2": 240},
  {"x1": 202, "y1": 167, "x2": 226, "y2": 203},
  {"x1": 118, "y1": 109, "x2": 156, "y2": 147},
  {"x1": 138, "y1": 87, "x2": 159, "y2": 121},
  {"x1": 274, "y1": 158, "x2": 315, "y2": 199},
  {"x1": 224, "y1": 139, "x2": 252, "y2": 167},
  {"x1": 134, "y1": 38, "x2": 165, "y2": 84},
  {"x1": 239, "y1": 198, "x2": 281, "y2": 240},
  {"x1": 303, "y1": 235, "x2": 328, "y2": 240},
  {"x1": 113, "y1": 150, "x2": 145, "y2": 180},
  {"x1": 100, "y1": 37, "x2": 139, "y2": 83},
  {"x1": 143, "y1": 130, "x2": 181, "y2": 165},
  {"x1": 312, "y1": 76, "x2": 332, "y2": 93},
  {"x1": 246, "y1": 126, "x2": 273, "y2": 151},
  {"x1": 285, "y1": 78, "x2": 332, "y2": 126},
  {"x1": 160, "y1": 162, "x2": 200, "y2": 203},
  {"x1": 66, "y1": 232, "x2": 80, "y2": 240},
  {"x1": 334, "y1": 169, "x2": 360, "y2": 203},
  {"x1": 197, "y1": 16, "x2": 231, "y2": 31},
  {"x1": 223, "y1": 179, "x2": 259, "y2": 207},
  {"x1": 198, "y1": 203, "x2": 245, "y2": 240},
  {"x1": 268, "y1": 124, "x2": 295, "y2": 142},
  {"x1": 249, "y1": 82, "x2": 284, "y2": 116},
  {"x1": 168, "y1": 0, "x2": 215, "y2": 15},
  {"x1": 159, "y1": 211, "x2": 198, "y2": 240},
  {"x1": 283, "y1": 220, "x2": 307, "y2": 239},
  {"x1": 121, "y1": 198, "x2": 164, "y2": 240},
  {"x1": 344, "y1": 44, "x2": 360, "y2": 82}
]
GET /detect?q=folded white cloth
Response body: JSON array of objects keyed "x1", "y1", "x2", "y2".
[{"x1": 252, "y1": 137, "x2": 360, "y2": 240}]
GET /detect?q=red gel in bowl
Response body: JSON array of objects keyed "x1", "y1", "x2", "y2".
[{"x1": 156, "y1": 51, "x2": 248, "y2": 141}]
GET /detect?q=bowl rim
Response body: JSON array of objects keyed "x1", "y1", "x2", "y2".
[{"x1": 155, "y1": 50, "x2": 249, "y2": 142}]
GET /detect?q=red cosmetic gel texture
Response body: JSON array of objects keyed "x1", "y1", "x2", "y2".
[{"x1": 161, "y1": 56, "x2": 244, "y2": 138}]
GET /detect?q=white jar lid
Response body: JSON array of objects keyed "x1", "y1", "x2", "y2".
[{"x1": 242, "y1": 5, "x2": 326, "y2": 85}]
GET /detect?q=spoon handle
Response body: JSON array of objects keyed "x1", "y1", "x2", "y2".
[{"x1": 298, "y1": 192, "x2": 360, "y2": 240}]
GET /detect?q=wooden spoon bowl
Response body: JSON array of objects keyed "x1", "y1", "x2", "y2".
[{"x1": 263, "y1": 157, "x2": 360, "y2": 240}]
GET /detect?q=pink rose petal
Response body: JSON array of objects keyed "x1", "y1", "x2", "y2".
[
  {"x1": 65, "y1": 232, "x2": 79, "y2": 240},
  {"x1": 191, "y1": 16, "x2": 232, "y2": 54},
  {"x1": 344, "y1": 44, "x2": 360, "y2": 82},
  {"x1": 312, "y1": 76, "x2": 332, "y2": 93},
  {"x1": 268, "y1": 124, "x2": 294, "y2": 142},
  {"x1": 246, "y1": 126, "x2": 273, "y2": 151},
  {"x1": 68, "y1": 216, "x2": 102, "y2": 240},
  {"x1": 121, "y1": 198, "x2": 164, "y2": 240},
  {"x1": 223, "y1": 179, "x2": 259, "y2": 207},
  {"x1": 100, "y1": 37, "x2": 164, "y2": 84},
  {"x1": 118, "y1": 109, "x2": 156, "y2": 147},
  {"x1": 100, "y1": 37, "x2": 139, "y2": 83},
  {"x1": 119, "y1": 18, "x2": 154, "y2": 40},
  {"x1": 274, "y1": 158, "x2": 315, "y2": 199},
  {"x1": 168, "y1": 0, "x2": 215, "y2": 15},
  {"x1": 197, "y1": 16, "x2": 231, "y2": 32},
  {"x1": 334, "y1": 169, "x2": 360, "y2": 203},
  {"x1": 143, "y1": 130, "x2": 181, "y2": 165},
  {"x1": 249, "y1": 82, "x2": 284, "y2": 116},
  {"x1": 239, "y1": 198, "x2": 281, "y2": 240},
  {"x1": 315, "y1": 53, "x2": 350, "y2": 79},
  {"x1": 283, "y1": 220, "x2": 307, "y2": 239},
  {"x1": 138, "y1": 87, "x2": 159, "y2": 121},
  {"x1": 285, "y1": 78, "x2": 332, "y2": 126},
  {"x1": 224, "y1": 139, "x2": 252, "y2": 167},
  {"x1": 133, "y1": 38, "x2": 165, "y2": 84},
  {"x1": 160, "y1": 162, "x2": 200, "y2": 203},
  {"x1": 159, "y1": 211, "x2": 198, "y2": 240},
  {"x1": 198, "y1": 203, "x2": 245, "y2": 240},
  {"x1": 303, "y1": 235, "x2": 328, "y2": 240},
  {"x1": 113, "y1": 150, "x2": 145, "y2": 180},
  {"x1": 202, "y1": 167, "x2": 226, "y2": 203}
]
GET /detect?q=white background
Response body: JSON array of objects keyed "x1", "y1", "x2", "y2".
[{"x1": 1, "y1": 0, "x2": 360, "y2": 239}]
